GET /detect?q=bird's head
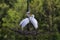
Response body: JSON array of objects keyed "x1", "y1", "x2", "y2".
[
  {"x1": 26, "y1": 11, "x2": 35, "y2": 18},
  {"x1": 31, "y1": 14, "x2": 35, "y2": 18},
  {"x1": 26, "y1": 11, "x2": 30, "y2": 17}
]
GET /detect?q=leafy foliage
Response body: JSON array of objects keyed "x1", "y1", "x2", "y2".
[{"x1": 0, "y1": 0, "x2": 60, "y2": 40}]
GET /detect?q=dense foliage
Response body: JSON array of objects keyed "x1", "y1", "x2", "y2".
[{"x1": 0, "y1": 0, "x2": 60, "y2": 40}]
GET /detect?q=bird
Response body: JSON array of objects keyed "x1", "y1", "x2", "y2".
[
  {"x1": 19, "y1": 13, "x2": 38, "y2": 30},
  {"x1": 29, "y1": 14, "x2": 38, "y2": 29},
  {"x1": 19, "y1": 18, "x2": 29, "y2": 30}
]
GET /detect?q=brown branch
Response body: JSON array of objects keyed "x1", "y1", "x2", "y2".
[{"x1": 8, "y1": 28, "x2": 40, "y2": 35}]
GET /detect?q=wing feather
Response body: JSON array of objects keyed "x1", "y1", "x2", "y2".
[
  {"x1": 19, "y1": 18, "x2": 29, "y2": 28},
  {"x1": 30, "y1": 17, "x2": 38, "y2": 29}
]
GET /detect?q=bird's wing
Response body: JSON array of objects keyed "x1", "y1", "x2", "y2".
[
  {"x1": 30, "y1": 18, "x2": 38, "y2": 29},
  {"x1": 19, "y1": 18, "x2": 29, "y2": 28}
]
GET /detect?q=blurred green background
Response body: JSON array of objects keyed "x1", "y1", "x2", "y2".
[{"x1": 0, "y1": 0, "x2": 60, "y2": 40}]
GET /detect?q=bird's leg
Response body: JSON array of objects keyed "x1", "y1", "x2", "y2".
[
  {"x1": 34, "y1": 28, "x2": 38, "y2": 35},
  {"x1": 21, "y1": 27, "x2": 23, "y2": 31},
  {"x1": 35, "y1": 29, "x2": 38, "y2": 35}
]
